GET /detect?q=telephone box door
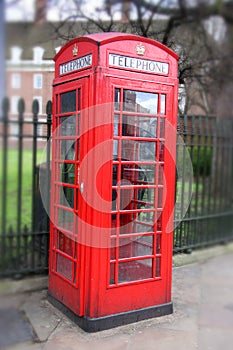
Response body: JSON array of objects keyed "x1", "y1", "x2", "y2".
[
  {"x1": 49, "y1": 77, "x2": 89, "y2": 315},
  {"x1": 86, "y1": 76, "x2": 176, "y2": 317}
]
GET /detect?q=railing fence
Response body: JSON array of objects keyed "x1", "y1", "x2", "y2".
[{"x1": 0, "y1": 98, "x2": 233, "y2": 277}]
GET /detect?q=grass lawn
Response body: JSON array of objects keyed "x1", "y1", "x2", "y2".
[{"x1": 0, "y1": 149, "x2": 45, "y2": 232}]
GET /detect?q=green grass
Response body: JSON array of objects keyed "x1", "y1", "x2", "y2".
[{"x1": 0, "y1": 149, "x2": 44, "y2": 232}]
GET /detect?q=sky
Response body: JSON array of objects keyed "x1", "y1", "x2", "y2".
[
  {"x1": 5, "y1": 0, "x2": 182, "y2": 22},
  {"x1": 5, "y1": 0, "x2": 226, "y2": 41},
  {"x1": 5, "y1": 0, "x2": 116, "y2": 21}
]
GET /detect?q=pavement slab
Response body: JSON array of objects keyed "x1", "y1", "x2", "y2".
[
  {"x1": 0, "y1": 308, "x2": 33, "y2": 348},
  {"x1": 21, "y1": 291, "x2": 62, "y2": 343},
  {"x1": 1, "y1": 244, "x2": 233, "y2": 350}
]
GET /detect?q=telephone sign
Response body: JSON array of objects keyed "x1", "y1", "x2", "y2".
[{"x1": 48, "y1": 32, "x2": 179, "y2": 332}]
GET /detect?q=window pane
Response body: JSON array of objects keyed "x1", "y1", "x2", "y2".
[
  {"x1": 56, "y1": 254, "x2": 72, "y2": 281},
  {"x1": 160, "y1": 118, "x2": 165, "y2": 138},
  {"x1": 12, "y1": 73, "x2": 21, "y2": 89},
  {"x1": 123, "y1": 90, "x2": 158, "y2": 114},
  {"x1": 156, "y1": 257, "x2": 161, "y2": 277},
  {"x1": 119, "y1": 211, "x2": 155, "y2": 235},
  {"x1": 60, "y1": 163, "x2": 75, "y2": 184},
  {"x1": 114, "y1": 88, "x2": 121, "y2": 111},
  {"x1": 119, "y1": 187, "x2": 155, "y2": 211},
  {"x1": 119, "y1": 236, "x2": 153, "y2": 258},
  {"x1": 114, "y1": 114, "x2": 119, "y2": 136},
  {"x1": 60, "y1": 186, "x2": 74, "y2": 208},
  {"x1": 122, "y1": 116, "x2": 157, "y2": 138},
  {"x1": 110, "y1": 263, "x2": 115, "y2": 285},
  {"x1": 122, "y1": 140, "x2": 156, "y2": 161},
  {"x1": 57, "y1": 209, "x2": 74, "y2": 232},
  {"x1": 160, "y1": 94, "x2": 166, "y2": 115},
  {"x1": 33, "y1": 74, "x2": 42, "y2": 89},
  {"x1": 60, "y1": 140, "x2": 75, "y2": 160},
  {"x1": 58, "y1": 231, "x2": 73, "y2": 256},
  {"x1": 61, "y1": 90, "x2": 76, "y2": 113},
  {"x1": 121, "y1": 164, "x2": 155, "y2": 185},
  {"x1": 113, "y1": 140, "x2": 118, "y2": 158},
  {"x1": 118, "y1": 259, "x2": 152, "y2": 283},
  {"x1": 159, "y1": 142, "x2": 164, "y2": 161},
  {"x1": 60, "y1": 116, "x2": 76, "y2": 136},
  {"x1": 156, "y1": 234, "x2": 161, "y2": 254}
]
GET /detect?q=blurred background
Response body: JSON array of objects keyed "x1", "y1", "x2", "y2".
[{"x1": 0, "y1": 0, "x2": 233, "y2": 278}]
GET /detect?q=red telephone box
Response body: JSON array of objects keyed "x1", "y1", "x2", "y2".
[{"x1": 48, "y1": 32, "x2": 179, "y2": 332}]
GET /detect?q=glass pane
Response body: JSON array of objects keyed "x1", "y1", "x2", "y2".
[
  {"x1": 61, "y1": 90, "x2": 76, "y2": 113},
  {"x1": 159, "y1": 142, "x2": 164, "y2": 161},
  {"x1": 122, "y1": 116, "x2": 157, "y2": 138},
  {"x1": 114, "y1": 114, "x2": 119, "y2": 136},
  {"x1": 114, "y1": 88, "x2": 121, "y2": 111},
  {"x1": 60, "y1": 163, "x2": 75, "y2": 184},
  {"x1": 137, "y1": 211, "x2": 155, "y2": 228},
  {"x1": 158, "y1": 165, "x2": 164, "y2": 185},
  {"x1": 119, "y1": 236, "x2": 153, "y2": 258},
  {"x1": 57, "y1": 208, "x2": 74, "y2": 232},
  {"x1": 139, "y1": 188, "x2": 155, "y2": 206},
  {"x1": 110, "y1": 263, "x2": 115, "y2": 285},
  {"x1": 160, "y1": 118, "x2": 165, "y2": 138},
  {"x1": 123, "y1": 90, "x2": 158, "y2": 114},
  {"x1": 156, "y1": 214, "x2": 162, "y2": 231},
  {"x1": 119, "y1": 187, "x2": 155, "y2": 211},
  {"x1": 77, "y1": 88, "x2": 81, "y2": 112},
  {"x1": 113, "y1": 140, "x2": 118, "y2": 158},
  {"x1": 118, "y1": 259, "x2": 152, "y2": 283},
  {"x1": 158, "y1": 187, "x2": 164, "y2": 208},
  {"x1": 131, "y1": 220, "x2": 154, "y2": 234},
  {"x1": 121, "y1": 164, "x2": 150, "y2": 185},
  {"x1": 60, "y1": 116, "x2": 76, "y2": 136},
  {"x1": 60, "y1": 186, "x2": 74, "y2": 208},
  {"x1": 60, "y1": 140, "x2": 75, "y2": 160},
  {"x1": 160, "y1": 94, "x2": 166, "y2": 115},
  {"x1": 56, "y1": 254, "x2": 72, "y2": 281},
  {"x1": 122, "y1": 164, "x2": 156, "y2": 185},
  {"x1": 122, "y1": 140, "x2": 156, "y2": 161},
  {"x1": 58, "y1": 231, "x2": 73, "y2": 256},
  {"x1": 119, "y1": 212, "x2": 155, "y2": 235},
  {"x1": 156, "y1": 234, "x2": 161, "y2": 254},
  {"x1": 156, "y1": 257, "x2": 161, "y2": 277},
  {"x1": 77, "y1": 113, "x2": 80, "y2": 136},
  {"x1": 110, "y1": 238, "x2": 117, "y2": 259}
]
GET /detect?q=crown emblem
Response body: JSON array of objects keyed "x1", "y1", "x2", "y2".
[
  {"x1": 136, "y1": 43, "x2": 145, "y2": 56},
  {"x1": 72, "y1": 44, "x2": 78, "y2": 56}
]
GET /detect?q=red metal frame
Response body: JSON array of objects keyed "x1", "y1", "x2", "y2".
[{"x1": 49, "y1": 33, "x2": 178, "y2": 328}]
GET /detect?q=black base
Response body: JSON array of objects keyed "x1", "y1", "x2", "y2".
[{"x1": 48, "y1": 293, "x2": 173, "y2": 332}]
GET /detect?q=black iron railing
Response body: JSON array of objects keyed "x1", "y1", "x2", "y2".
[
  {"x1": 0, "y1": 99, "x2": 233, "y2": 277},
  {"x1": 0, "y1": 98, "x2": 52, "y2": 277},
  {"x1": 174, "y1": 115, "x2": 233, "y2": 252}
]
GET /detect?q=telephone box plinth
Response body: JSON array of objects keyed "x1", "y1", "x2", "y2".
[{"x1": 48, "y1": 32, "x2": 179, "y2": 332}]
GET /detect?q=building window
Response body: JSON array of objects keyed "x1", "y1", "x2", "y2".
[
  {"x1": 33, "y1": 47, "x2": 44, "y2": 63},
  {"x1": 11, "y1": 46, "x2": 22, "y2": 63},
  {"x1": 11, "y1": 96, "x2": 21, "y2": 114},
  {"x1": 37, "y1": 124, "x2": 43, "y2": 137},
  {"x1": 33, "y1": 96, "x2": 43, "y2": 115},
  {"x1": 33, "y1": 74, "x2": 43, "y2": 89},
  {"x1": 11, "y1": 74, "x2": 21, "y2": 89},
  {"x1": 10, "y1": 124, "x2": 19, "y2": 138}
]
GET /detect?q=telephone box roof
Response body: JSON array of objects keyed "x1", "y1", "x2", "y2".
[{"x1": 55, "y1": 32, "x2": 179, "y2": 61}]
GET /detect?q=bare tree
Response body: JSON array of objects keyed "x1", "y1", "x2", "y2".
[{"x1": 48, "y1": 0, "x2": 233, "y2": 117}]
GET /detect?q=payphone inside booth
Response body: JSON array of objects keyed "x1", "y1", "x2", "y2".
[{"x1": 48, "y1": 32, "x2": 179, "y2": 332}]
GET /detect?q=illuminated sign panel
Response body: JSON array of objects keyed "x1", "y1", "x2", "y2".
[
  {"x1": 109, "y1": 53, "x2": 169, "y2": 75},
  {"x1": 60, "y1": 54, "x2": 92, "y2": 75}
]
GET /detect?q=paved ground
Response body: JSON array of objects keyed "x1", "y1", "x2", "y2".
[{"x1": 0, "y1": 244, "x2": 233, "y2": 350}]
